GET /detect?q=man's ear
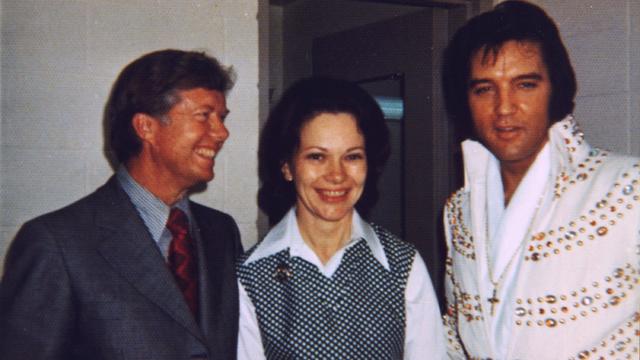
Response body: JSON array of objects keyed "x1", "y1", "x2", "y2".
[
  {"x1": 281, "y1": 162, "x2": 293, "y2": 182},
  {"x1": 132, "y1": 113, "x2": 157, "y2": 144}
]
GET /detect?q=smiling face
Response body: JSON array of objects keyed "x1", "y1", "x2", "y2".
[
  {"x1": 468, "y1": 40, "x2": 552, "y2": 172},
  {"x1": 147, "y1": 87, "x2": 229, "y2": 194},
  {"x1": 282, "y1": 112, "x2": 367, "y2": 226}
]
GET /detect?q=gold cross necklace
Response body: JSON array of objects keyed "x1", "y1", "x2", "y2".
[{"x1": 484, "y1": 180, "x2": 548, "y2": 316}]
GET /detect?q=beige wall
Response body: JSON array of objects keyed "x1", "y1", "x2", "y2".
[
  {"x1": 0, "y1": 0, "x2": 266, "y2": 264},
  {"x1": 499, "y1": 0, "x2": 640, "y2": 156}
]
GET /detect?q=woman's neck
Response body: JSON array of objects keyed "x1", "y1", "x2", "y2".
[{"x1": 296, "y1": 209, "x2": 353, "y2": 264}]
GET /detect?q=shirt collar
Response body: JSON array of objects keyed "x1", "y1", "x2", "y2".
[
  {"x1": 460, "y1": 115, "x2": 588, "y2": 192},
  {"x1": 116, "y1": 166, "x2": 191, "y2": 242},
  {"x1": 245, "y1": 208, "x2": 389, "y2": 270},
  {"x1": 548, "y1": 115, "x2": 593, "y2": 176}
]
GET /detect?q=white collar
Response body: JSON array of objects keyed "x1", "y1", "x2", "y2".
[
  {"x1": 244, "y1": 208, "x2": 389, "y2": 275},
  {"x1": 461, "y1": 115, "x2": 591, "y2": 192},
  {"x1": 487, "y1": 142, "x2": 551, "y2": 274}
]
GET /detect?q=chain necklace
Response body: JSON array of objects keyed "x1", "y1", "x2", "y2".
[{"x1": 484, "y1": 180, "x2": 548, "y2": 316}]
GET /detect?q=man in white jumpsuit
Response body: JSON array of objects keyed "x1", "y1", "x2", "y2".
[{"x1": 441, "y1": 1, "x2": 639, "y2": 359}]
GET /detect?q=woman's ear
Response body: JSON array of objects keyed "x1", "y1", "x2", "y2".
[{"x1": 281, "y1": 162, "x2": 293, "y2": 182}]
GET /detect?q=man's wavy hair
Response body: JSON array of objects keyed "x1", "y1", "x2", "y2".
[
  {"x1": 105, "y1": 49, "x2": 235, "y2": 164},
  {"x1": 258, "y1": 77, "x2": 390, "y2": 225},
  {"x1": 442, "y1": 0, "x2": 577, "y2": 141}
]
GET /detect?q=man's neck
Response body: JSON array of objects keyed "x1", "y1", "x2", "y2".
[
  {"x1": 499, "y1": 141, "x2": 550, "y2": 206},
  {"x1": 125, "y1": 158, "x2": 186, "y2": 206},
  {"x1": 500, "y1": 165, "x2": 527, "y2": 206}
]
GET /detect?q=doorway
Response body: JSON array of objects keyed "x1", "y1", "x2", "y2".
[{"x1": 268, "y1": 0, "x2": 490, "y2": 307}]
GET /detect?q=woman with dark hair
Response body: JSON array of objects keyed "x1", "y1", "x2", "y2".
[{"x1": 237, "y1": 77, "x2": 444, "y2": 359}]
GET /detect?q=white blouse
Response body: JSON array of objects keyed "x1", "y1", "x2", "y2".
[{"x1": 237, "y1": 209, "x2": 446, "y2": 359}]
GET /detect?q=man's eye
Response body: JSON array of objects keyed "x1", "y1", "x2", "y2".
[
  {"x1": 519, "y1": 81, "x2": 538, "y2": 89},
  {"x1": 471, "y1": 86, "x2": 492, "y2": 95},
  {"x1": 195, "y1": 112, "x2": 209, "y2": 120}
]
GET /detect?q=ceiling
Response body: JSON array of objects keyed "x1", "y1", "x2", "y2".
[
  {"x1": 270, "y1": 0, "x2": 475, "y2": 7},
  {"x1": 270, "y1": 0, "x2": 299, "y2": 5}
]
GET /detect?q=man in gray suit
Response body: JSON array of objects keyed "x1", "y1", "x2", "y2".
[{"x1": 0, "y1": 49, "x2": 243, "y2": 359}]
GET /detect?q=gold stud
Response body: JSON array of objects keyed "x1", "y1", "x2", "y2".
[{"x1": 609, "y1": 296, "x2": 621, "y2": 305}]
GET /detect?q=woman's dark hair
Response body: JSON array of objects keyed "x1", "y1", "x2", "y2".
[
  {"x1": 258, "y1": 77, "x2": 390, "y2": 225},
  {"x1": 105, "y1": 49, "x2": 235, "y2": 164},
  {"x1": 442, "y1": 0, "x2": 577, "y2": 141}
]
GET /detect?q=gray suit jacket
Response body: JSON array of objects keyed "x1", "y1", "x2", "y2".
[{"x1": 0, "y1": 176, "x2": 243, "y2": 359}]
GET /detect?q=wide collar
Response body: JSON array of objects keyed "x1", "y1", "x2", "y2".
[
  {"x1": 461, "y1": 115, "x2": 593, "y2": 192},
  {"x1": 244, "y1": 208, "x2": 389, "y2": 274}
]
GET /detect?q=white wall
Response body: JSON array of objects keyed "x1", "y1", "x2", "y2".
[
  {"x1": 1, "y1": 0, "x2": 637, "y2": 265},
  {"x1": 503, "y1": 0, "x2": 640, "y2": 156},
  {"x1": 0, "y1": 0, "x2": 266, "y2": 264}
]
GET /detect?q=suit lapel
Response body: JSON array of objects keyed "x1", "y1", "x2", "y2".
[{"x1": 92, "y1": 178, "x2": 205, "y2": 343}]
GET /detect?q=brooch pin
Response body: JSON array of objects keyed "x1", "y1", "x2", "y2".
[{"x1": 273, "y1": 262, "x2": 292, "y2": 283}]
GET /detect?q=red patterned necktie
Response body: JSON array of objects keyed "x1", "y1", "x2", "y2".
[{"x1": 166, "y1": 207, "x2": 199, "y2": 318}]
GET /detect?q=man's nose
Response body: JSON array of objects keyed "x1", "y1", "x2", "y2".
[
  {"x1": 209, "y1": 115, "x2": 229, "y2": 141},
  {"x1": 496, "y1": 89, "x2": 516, "y2": 116}
]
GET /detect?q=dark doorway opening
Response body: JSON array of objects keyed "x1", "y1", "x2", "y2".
[{"x1": 268, "y1": 0, "x2": 490, "y2": 308}]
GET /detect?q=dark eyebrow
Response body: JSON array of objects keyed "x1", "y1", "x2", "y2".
[
  {"x1": 468, "y1": 78, "x2": 491, "y2": 88},
  {"x1": 514, "y1": 72, "x2": 544, "y2": 82},
  {"x1": 199, "y1": 105, "x2": 230, "y2": 118},
  {"x1": 468, "y1": 72, "x2": 544, "y2": 88},
  {"x1": 301, "y1": 146, "x2": 328, "y2": 152},
  {"x1": 346, "y1": 146, "x2": 366, "y2": 152}
]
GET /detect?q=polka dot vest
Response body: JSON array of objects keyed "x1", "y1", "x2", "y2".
[{"x1": 238, "y1": 225, "x2": 416, "y2": 359}]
